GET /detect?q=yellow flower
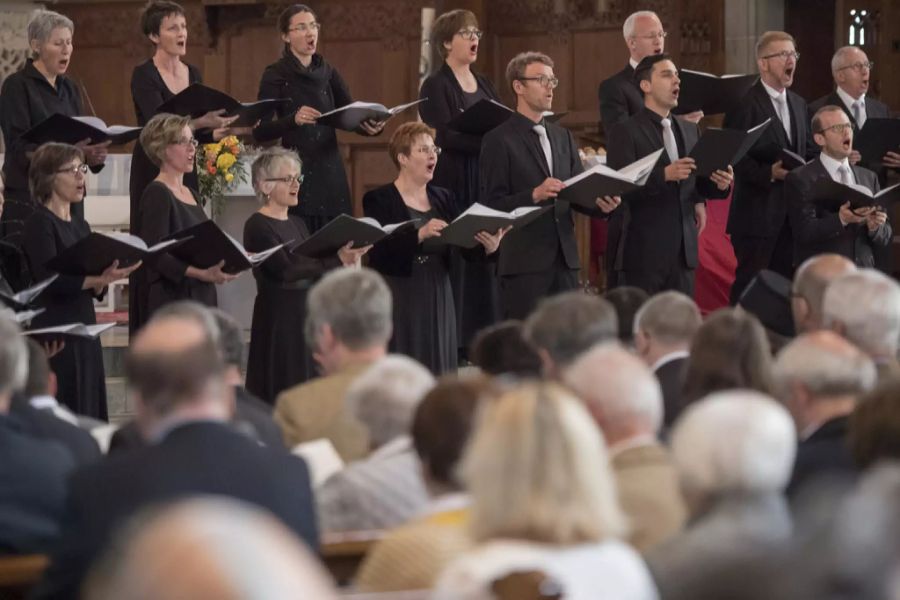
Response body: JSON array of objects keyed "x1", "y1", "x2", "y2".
[
  {"x1": 225, "y1": 173, "x2": 234, "y2": 183},
  {"x1": 203, "y1": 143, "x2": 220, "y2": 155},
  {"x1": 223, "y1": 135, "x2": 239, "y2": 146},
  {"x1": 216, "y1": 153, "x2": 236, "y2": 170}
]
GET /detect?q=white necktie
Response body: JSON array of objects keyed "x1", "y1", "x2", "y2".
[
  {"x1": 774, "y1": 93, "x2": 792, "y2": 143},
  {"x1": 533, "y1": 124, "x2": 553, "y2": 176},
  {"x1": 660, "y1": 118, "x2": 679, "y2": 164},
  {"x1": 853, "y1": 99, "x2": 866, "y2": 128},
  {"x1": 837, "y1": 164, "x2": 852, "y2": 185}
]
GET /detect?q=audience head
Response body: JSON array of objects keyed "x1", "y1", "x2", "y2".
[
  {"x1": 523, "y1": 291, "x2": 618, "y2": 377},
  {"x1": 622, "y1": 10, "x2": 665, "y2": 61},
  {"x1": 28, "y1": 142, "x2": 85, "y2": 206},
  {"x1": 604, "y1": 286, "x2": 649, "y2": 346},
  {"x1": 85, "y1": 498, "x2": 338, "y2": 600},
  {"x1": 635, "y1": 54, "x2": 680, "y2": 113},
  {"x1": 469, "y1": 320, "x2": 542, "y2": 377},
  {"x1": 682, "y1": 308, "x2": 774, "y2": 405},
  {"x1": 251, "y1": 147, "x2": 303, "y2": 208},
  {"x1": 633, "y1": 291, "x2": 700, "y2": 366},
  {"x1": 24, "y1": 337, "x2": 56, "y2": 399},
  {"x1": 388, "y1": 122, "x2": 439, "y2": 185},
  {"x1": 139, "y1": 113, "x2": 195, "y2": 171},
  {"x1": 462, "y1": 381, "x2": 627, "y2": 545},
  {"x1": 792, "y1": 254, "x2": 856, "y2": 333},
  {"x1": 755, "y1": 31, "x2": 798, "y2": 90},
  {"x1": 277, "y1": 4, "x2": 319, "y2": 58},
  {"x1": 27, "y1": 10, "x2": 74, "y2": 76},
  {"x1": 0, "y1": 313, "x2": 27, "y2": 411},
  {"x1": 671, "y1": 390, "x2": 796, "y2": 514},
  {"x1": 812, "y1": 106, "x2": 854, "y2": 161},
  {"x1": 140, "y1": 1, "x2": 187, "y2": 56},
  {"x1": 208, "y1": 308, "x2": 245, "y2": 385},
  {"x1": 831, "y1": 45, "x2": 872, "y2": 100},
  {"x1": 431, "y1": 9, "x2": 480, "y2": 63},
  {"x1": 345, "y1": 355, "x2": 435, "y2": 450},
  {"x1": 850, "y1": 379, "x2": 900, "y2": 469},
  {"x1": 823, "y1": 269, "x2": 900, "y2": 363},
  {"x1": 305, "y1": 268, "x2": 392, "y2": 374},
  {"x1": 565, "y1": 343, "x2": 664, "y2": 443},
  {"x1": 506, "y1": 51, "x2": 556, "y2": 113}
]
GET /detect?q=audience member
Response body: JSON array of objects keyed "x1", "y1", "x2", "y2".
[
  {"x1": 274, "y1": 267, "x2": 391, "y2": 458},
  {"x1": 850, "y1": 379, "x2": 900, "y2": 469},
  {"x1": 433, "y1": 382, "x2": 658, "y2": 600},
  {"x1": 737, "y1": 269, "x2": 796, "y2": 353},
  {"x1": 772, "y1": 331, "x2": 876, "y2": 495},
  {"x1": 23, "y1": 337, "x2": 103, "y2": 430},
  {"x1": 791, "y1": 254, "x2": 856, "y2": 334},
  {"x1": 605, "y1": 286, "x2": 649, "y2": 347},
  {"x1": 469, "y1": 320, "x2": 542, "y2": 378},
  {"x1": 633, "y1": 291, "x2": 701, "y2": 427},
  {"x1": 565, "y1": 343, "x2": 686, "y2": 552}
]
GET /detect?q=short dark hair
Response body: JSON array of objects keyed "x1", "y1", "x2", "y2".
[
  {"x1": 28, "y1": 143, "x2": 84, "y2": 205},
  {"x1": 209, "y1": 308, "x2": 243, "y2": 368},
  {"x1": 24, "y1": 337, "x2": 50, "y2": 398},
  {"x1": 505, "y1": 51, "x2": 553, "y2": 94},
  {"x1": 523, "y1": 292, "x2": 618, "y2": 368},
  {"x1": 430, "y1": 9, "x2": 478, "y2": 60},
  {"x1": 469, "y1": 320, "x2": 542, "y2": 377},
  {"x1": 811, "y1": 104, "x2": 846, "y2": 134},
  {"x1": 604, "y1": 286, "x2": 650, "y2": 344},
  {"x1": 140, "y1": 1, "x2": 185, "y2": 37},
  {"x1": 277, "y1": 4, "x2": 316, "y2": 35},
  {"x1": 633, "y1": 52, "x2": 672, "y2": 86}
]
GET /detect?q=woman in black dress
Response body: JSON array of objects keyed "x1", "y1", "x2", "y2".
[
  {"x1": 243, "y1": 147, "x2": 369, "y2": 404},
  {"x1": 253, "y1": 3, "x2": 384, "y2": 234},
  {"x1": 137, "y1": 114, "x2": 238, "y2": 325},
  {"x1": 364, "y1": 122, "x2": 505, "y2": 375},
  {"x1": 419, "y1": 10, "x2": 503, "y2": 357},
  {"x1": 23, "y1": 144, "x2": 139, "y2": 420}
]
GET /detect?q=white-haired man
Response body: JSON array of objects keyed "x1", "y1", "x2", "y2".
[{"x1": 790, "y1": 254, "x2": 856, "y2": 334}]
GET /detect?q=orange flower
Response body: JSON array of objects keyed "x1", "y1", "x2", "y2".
[{"x1": 208, "y1": 166, "x2": 217, "y2": 175}]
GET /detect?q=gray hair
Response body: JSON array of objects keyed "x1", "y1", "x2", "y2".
[
  {"x1": 251, "y1": 147, "x2": 302, "y2": 205},
  {"x1": 773, "y1": 331, "x2": 877, "y2": 400},
  {"x1": 622, "y1": 10, "x2": 660, "y2": 40},
  {"x1": 345, "y1": 355, "x2": 435, "y2": 448},
  {"x1": 831, "y1": 45, "x2": 864, "y2": 73},
  {"x1": 823, "y1": 269, "x2": 900, "y2": 358},
  {"x1": 564, "y1": 342, "x2": 663, "y2": 433},
  {"x1": 634, "y1": 291, "x2": 701, "y2": 346},
  {"x1": 28, "y1": 10, "x2": 74, "y2": 59},
  {"x1": 671, "y1": 390, "x2": 796, "y2": 498},
  {"x1": 150, "y1": 301, "x2": 220, "y2": 345},
  {"x1": 523, "y1": 291, "x2": 618, "y2": 369},
  {"x1": 305, "y1": 268, "x2": 392, "y2": 351},
  {"x1": 0, "y1": 313, "x2": 28, "y2": 395}
]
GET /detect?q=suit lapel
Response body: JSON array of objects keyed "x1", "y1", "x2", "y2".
[
  {"x1": 753, "y1": 83, "x2": 789, "y2": 149},
  {"x1": 636, "y1": 112, "x2": 666, "y2": 165},
  {"x1": 520, "y1": 124, "x2": 551, "y2": 178},
  {"x1": 674, "y1": 117, "x2": 698, "y2": 154},
  {"x1": 787, "y1": 91, "x2": 806, "y2": 152}
]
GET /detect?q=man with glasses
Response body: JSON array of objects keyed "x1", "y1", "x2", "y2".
[
  {"x1": 723, "y1": 31, "x2": 817, "y2": 303},
  {"x1": 480, "y1": 51, "x2": 620, "y2": 319},
  {"x1": 785, "y1": 105, "x2": 890, "y2": 269}
]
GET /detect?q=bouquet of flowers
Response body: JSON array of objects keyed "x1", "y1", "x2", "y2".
[{"x1": 196, "y1": 135, "x2": 249, "y2": 218}]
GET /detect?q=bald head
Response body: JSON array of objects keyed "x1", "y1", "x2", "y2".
[
  {"x1": 132, "y1": 316, "x2": 207, "y2": 355},
  {"x1": 792, "y1": 254, "x2": 856, "y2": 333}
]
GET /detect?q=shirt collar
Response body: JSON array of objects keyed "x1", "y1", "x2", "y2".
[
  {"x1": 761, "y1": 79, "x2": 787, "y2": 101},
  {"x1": 629, "y1": 58, "x2": 639, "y2": 70},
  {"x1": 836, "y1": 86, "x2": 865, "y2": 111},
  {"x1": 29, "y1": 395, "x2": 59, "y2": 411},
  {"x1": 651, "y1": 349, "x2": 689, "y2": 372},
  {"x1": 512, "y1": 111, "x2": 544, "y2": 130},
  {"x1": 819, "y1": 151, "x2": 852, "y2": 182}
]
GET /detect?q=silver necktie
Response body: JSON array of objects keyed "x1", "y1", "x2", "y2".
[
  {"x1": 533, "y1": 124, "x2": 553, "y2": 176},
  {"x1": 837, "y1": 164, "x2": 852, "y2": 185},
  {"x1": 660, "y1": 118, "x2": 679, "y2": 164},
  {"x1": 774, "y1": 93, "x2": 792, "y2": 143},
  {"x1": 853, "y1": 100, "x2": 866, "y2": 129}
]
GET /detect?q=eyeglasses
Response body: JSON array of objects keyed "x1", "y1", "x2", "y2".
[
  {"x1": 288, "y1": 22, "x2": 321, "y2": 33},
  {"x1": 633, "y1": 31, "x2": 668, "y2": 40},
  {"x1": 837, "y1": 61, "x2": 874, "y2": 72},
  {"x1": 518, "y1": 75, "x2": 559, "y2": 89},
  {"x1": 176, "y1": 137, "x2": 199, "y2": 148},
  {"x1": 816, "y1": 123, "x2": 853, "y2": 134},
  {"x1": 266, "y1": 175, "x2": 305, "y2": 185},
  {"x1": 56, "y1": 163, "x2": 88, "y2": 175},
  {"x1": 456, "y1": 29, "x2": 483, "y2": 41},
  {"x1": 413, "y1": 145, "x2": 441, "y2": 156},
  {"x1": 762, "y1": 50, "x2": 800, "y2": 61}
]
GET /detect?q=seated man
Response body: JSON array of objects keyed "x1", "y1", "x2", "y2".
[{"x1": 790, "y1": 254, "x2": 855, "y2": 334}]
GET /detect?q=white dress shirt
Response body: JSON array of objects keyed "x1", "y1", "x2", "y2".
[
  {"x1": 819, "y1": 152, "x2": 855, "y2": 185},
  {"x1": 836, "y1": 86, "x2": 866, "y2": 127}
]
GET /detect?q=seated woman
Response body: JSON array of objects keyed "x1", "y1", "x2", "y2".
[
  {"x1": 363, "y1": 122, "x2": 505, "y2": 375},
  {"x1": 243, "y1": 147, "x2": 368, "y2": 404},
  {"x1": 432, "y1": 381, "x2": 658, "y2": 600},
  {"x1": 23, "y1": 143, "x2": 138, "y2": 420},
  {"x1": 136, "y1": 113, "x2": 238, "y2": 326}
]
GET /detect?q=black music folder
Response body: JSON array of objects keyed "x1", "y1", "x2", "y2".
[
  {"x1": 689, "y1": 119, "x2": 771, "y2": 176},
  {"x1": 162, "y1": 220, "x2": 286, "y2": 274},
  {"x1": 446, "y1": 98, "x2": 514, "y2": 135},
  {"x1": 557, "y1": 149, "x2": 665, "y2": 208},
  {"x1": 291, "y1": 215, "x2": 418, "y2": 259},
  {"x1": 855, "y1": 118, "x2": 900, "y2": 165},
  {"x1": 780, "y1": 148, "x2": 808, "y2": 171},
  {"x1": 674, "y1": 70, "x2": 758, "y2": 115},
  {"x1": 812, "y1": 179, "x2": 900, "y2": 212},
  {"x1": 439, "y1": 204, "x2": 552, "y2": 248},
  {"x1": 317, "y1": 99, "x2": 427, "y2": 132},
  {"x1": 22, "y1": 114, "x2": 141, "y2": 146},
  {"x1": 0, "y1": 275, "x2": 58, "y2": 311},
  {"x1": 25, "y1": 322, "x2": 116, "y2": 340},
  {"x1": 43, "y1": 232, "x2": 184, "y2": 276},
  {"x1": 156, "y1": 84, "x2": 290, "y2": 127}
]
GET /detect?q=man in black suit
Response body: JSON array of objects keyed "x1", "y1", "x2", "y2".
[
  {"x1": 606, "y1": 54, "x2": 733, "y2": 295},
  {"x1": 786, "y1": 105, "x2": 890, "y2": 269},
  {"x1": 724, "y1": 31, "x2": 817, "y2": 302},
  {"x1": 480, "y1": 51, "x2": 620, "y2": 319},
  {"x1": 33, "y1": 309, "x2": 317, "y2": 600}
]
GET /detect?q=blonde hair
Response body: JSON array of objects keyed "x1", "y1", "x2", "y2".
[
  {"x1": 139, "y1": 113, "x2": 193, "y2": 167},
  {"x1": 462, "y1": 381, "x2": 627, "y2": 545},
  {"x1": 388, "y1": 122, "x2": 436, "y2": 170},
  {"x1": 755, "y1": 31, "x2": 796, "y2": 58}
]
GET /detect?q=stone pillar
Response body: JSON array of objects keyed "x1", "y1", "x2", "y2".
[{"x1": 724, "y1": 0, "x2": 784, "y2": 73}]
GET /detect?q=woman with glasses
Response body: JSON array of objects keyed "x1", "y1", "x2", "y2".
[
  {"x1": 253, "y1": 3, "x2": 384, "y2": 235},
  {"x1": 243, "y1": 148, "x2": 369, "y2": 404},
  {"x1": 23, "y1": 143, "x2": 139, "y2": 420},
  {"x1": 419, "y1": 10, "x2": 503, "y2": 359},
  {"x1": 136, "y1": 114, "x2": 238, "y2": 329},
  {"x1": 364, "y1": 122, "x2": 504, "y2": 375}
]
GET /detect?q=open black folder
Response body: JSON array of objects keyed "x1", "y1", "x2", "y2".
[
  {"x1": 22, "y1": 114, "x2": 141, "y2": 146},
  {"x1": 780, "y1": 148, "x2": 809, "y2": 171},
  {"x1": 317, "y1": 99, "x2": 427, "y2": 132},
  {"x1": 557, "y1": 149, "x2": 665, "y2": 209},
  {"x1": 439, "y1": 204, "x2": 552, "y2": 248},
  {"x1": 689, "y1": 119, "x2": 771, "y2": 176},
  {"x1": 0, "y1": 275, "x2": 58, "y2": 311},
  {"x1": 447, "y1": 99, "x2": 514, "y2": 135},
  {"x1": 855, "y1": 118, "x2": 900, "y2": 165},
  {"x1": 291, "y1": 215, "x2": 418, "y2": 259},
  {"x1": 156, "y1": 84, "x2": 290, "y2": 127},
  {"x1": 673, "y1": 70, "x2": 759, "y2": 115},
  {"x1": 25, "y1": 322, "x2": 116, "y2": 341},
  {"x1": 162, "y1": 220, "x2": 286, "y2": 274},
  {"x1": 44, "y1": 232, "x2": 183, "y2": 276},
  {"x1": 812, "y1": 179, "x2": 900, "y2": 212}
]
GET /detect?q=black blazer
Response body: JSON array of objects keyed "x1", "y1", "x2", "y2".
[
  {"x1": 606, "y1": 109, "x2": 728, "y2": 271},
  {"x1": 9, "y1": 395, "x2": 101, "y2": 466},
  {"x1": 480, "y1": 112, "x2": 606, "y2": 276},
  {"x1": 33, "y1": 421, "x2": 318, "y2": 599},
  {"x1": 787, "y1": 415, "x2": 857, "y2": 497},
  {"x1": 598, "y1": 64, "x2": 644, "y2": 132},
  {"x1": 785, "y1": 157, "x2": 890, "y2": 268},
  {"x1": 724, "y1": 81, "x2": 816, "y2": 238}
]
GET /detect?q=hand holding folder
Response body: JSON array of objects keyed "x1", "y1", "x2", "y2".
[
  {"x1": 44, "y1": 232, "x2": 184, "y2": 276},
  {"x1": 0, "y1": 275, "x2": 58, "y2": 311},
  {"x1": 317, "y1": 99, "x2": 427, "y2": 132},
  {"x1": 22, "y1": 114, "x2": 141, "y2": 146},
  {"x1": 162, "y1": 220, "x2": 286, "y2": 275},
  {"x1": 156, "y1": 84, "x2": 290, "y2": 127},
  {"x1": 291, "y1": 215, "x2": 417, "y2": 259},
  {"x1": 556, "y1": 149, "x2": 664, "y2": 208},
  {"x1": 812, "y1": 179, "x2": 900, "y2": 212},
  {"x1": 439, "y1": 204, "x2": 552, "y2": 248},
  {"x1": 688, "y1": 119, "x2": 771, "y2": 176},
  {"x1": 855, "y1": 118, "x2": 900, "y2": 166},
  {"x1": 25, "y1": 322, "x2": 116, "y2": 341}
]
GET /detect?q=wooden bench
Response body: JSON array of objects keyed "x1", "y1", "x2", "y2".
[
  {"x1": 321, "y1": 530, "x2": 384, "y2": 586},
  {"x1": 0, "y1": 554, "x2": 48, "y2": 600}
]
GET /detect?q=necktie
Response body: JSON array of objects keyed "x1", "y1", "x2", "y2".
[
  {"x1": 853, "y1": 99, "x2": 866, "y2": 128},
  {"x1": 533, "y1": 124, "x2": 553, "y2": 176},
  {"x1": 837, "y1": 164, "x2": 852, "y2": 185},
  {"x1": 660, "y1": 118, "x2": 679, "y2": 164},
  {"x1": 774, "y1": 93, "x2": 792, "y2": 143}
]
